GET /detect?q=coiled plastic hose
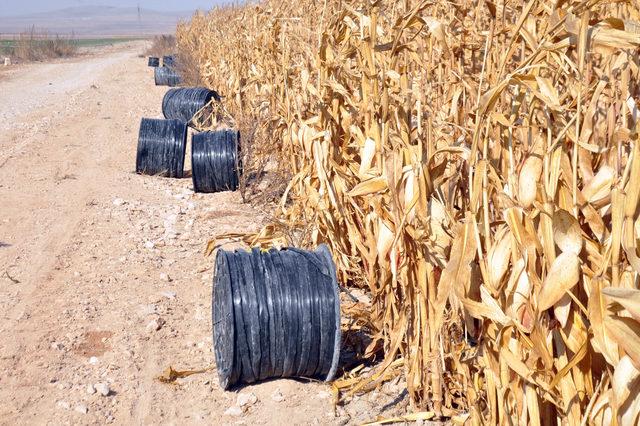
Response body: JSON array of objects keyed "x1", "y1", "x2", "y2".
[
  {"x1": 191, "y1": 130, "x2": 241, "y2": 193},
  {"x1": 148, "y1": 57, "x2": 160, "y2": 67},
  {"x1": 154, "y1": 66, "x2": 181, "y2": 87},
  {"x1": 162, "y1": 87, "x2": 221, "y2": 123},
  {"x1": 213, "y1": 245, "x2": 341, "y2": 389},
  {"x1": 136, "y1": 118, "x2": 187, "y2": 178}
]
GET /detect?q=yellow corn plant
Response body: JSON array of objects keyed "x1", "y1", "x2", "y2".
[{"x1": 178, "y1": 0, "x2": 640, "y2": 423}]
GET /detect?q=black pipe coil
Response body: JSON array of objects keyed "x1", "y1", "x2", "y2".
[
  {"x1": 213, "y1": 245, "x2": 341, "y2": 389},
  {"x1": 148, "y1": 57, "x2": 160, "y2": 67},
  {"x1": 191, "y1": 130, "x2": 241, "y2": 193},
  {"x1": 136, "y1": 118, "x2": 187, "y2": 178},
  {"x1": 154, "y1": 66, "x2": 181, "y2": 87},
  {"x1": 162, "y1": 88, "x2": 221, "y2": 123},
  {"x1": 163, "y1": 55, "x2": 176, "y2": 67}
]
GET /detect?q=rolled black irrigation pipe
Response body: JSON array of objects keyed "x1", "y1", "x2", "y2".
[
  {"x1": 154, "y1": 66, "x2": 181, "y2": 87},
  {"x1": 136, "y1": 118, "x2": 187, "y2": 178},
  {"x1": 162, "y1": 87, "x2": 221, "y2": 123},
  {"x1": 148, "y1": 57, "x2": 160, "y2": 67},
  {"x1": 213, "y1": 245, "x2": 341, "y2": 389},
  {"x1": 163, "y1": 55, "x2": 176, "y2": 67},
  {"x1": 191, "y1": 130, "x2": 241, "y2": 193}
]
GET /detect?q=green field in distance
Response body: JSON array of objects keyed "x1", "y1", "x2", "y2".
[{"x1": 0, "y1": 37, "x2": 144, "y2": 49}]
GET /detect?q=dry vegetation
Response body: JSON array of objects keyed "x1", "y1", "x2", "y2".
[
  {"x1": 1, "y1": 29, "x2": 77, "y2": 62},
  {"x1": 178, "y1": 0, "x2": 640, "y2": 423},
  {"x1": 144, "y1": 34, "x2": 176, "y2": 57}
]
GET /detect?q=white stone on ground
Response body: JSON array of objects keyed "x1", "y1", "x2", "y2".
[
  {"x1": 160, "y1": 291, "x2": 176, "y2": 299},
  {"x1": 271, "y1": 389, "x2": 285, "y2": 402},
  {"x1": 95, "y1": 382, "x2": 110, "y2": 397},
  {"x1": 236, "y1": 392, "x2": 258, "y2": 407},
  {"x1": 224, "y1": 406, "x2": 243, "y2": 417},
  {"x1": 146, "y1": 317, "x2": 165, "y2": 332}
]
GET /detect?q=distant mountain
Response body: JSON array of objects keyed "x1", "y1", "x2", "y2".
[{"x1": 0, "y1": 5, "x2": 195, "y2": 36}]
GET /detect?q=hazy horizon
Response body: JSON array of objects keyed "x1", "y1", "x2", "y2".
[{"x1": 0, "y1": 1, "x2": 229, "y2": 17}]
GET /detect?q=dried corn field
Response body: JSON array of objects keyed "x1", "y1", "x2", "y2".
[{"x1": 177, "y1": 0, "x2": 640, "y2": 424}]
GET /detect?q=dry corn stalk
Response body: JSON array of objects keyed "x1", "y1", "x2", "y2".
[
  {"x1": 178, "y1": 0, "x2": 640, "y2": 423},
  {"x1": 190, "y1": 99, "x2": 236, "y2": 131}
]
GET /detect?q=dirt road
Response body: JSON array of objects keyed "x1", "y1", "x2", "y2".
[{"x1": 0, "y1": 42, "x2": 406, "y2": 426}]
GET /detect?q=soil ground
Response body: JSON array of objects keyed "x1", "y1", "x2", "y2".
[{"x1": 0, "y1": 42, "x2": 409, "y2": 425}]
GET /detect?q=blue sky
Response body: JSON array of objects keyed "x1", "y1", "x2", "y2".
[{"x1": 0, "y1": 1, "x2": 229, "y2": 16}]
